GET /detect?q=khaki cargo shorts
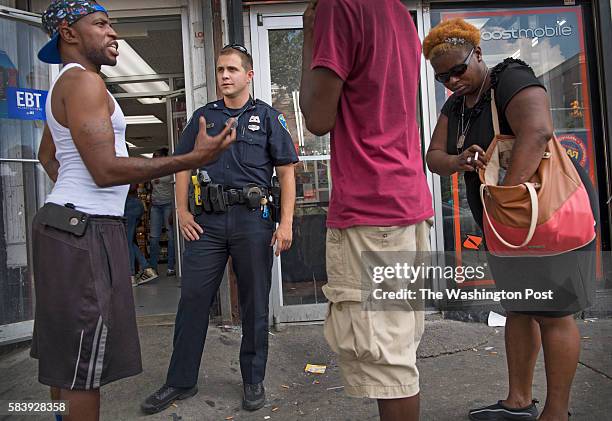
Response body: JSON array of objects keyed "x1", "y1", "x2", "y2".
[{"x1": 322, "y1": 220, "x2": 431, "y2": 399}]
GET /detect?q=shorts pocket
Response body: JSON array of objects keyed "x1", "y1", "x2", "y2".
[
  {"x1": 34, "y1": 227, "x2": 98, "y2": 322},
  {"x1": 324, "y1": 302, "x2": 381, "y2": 363}
]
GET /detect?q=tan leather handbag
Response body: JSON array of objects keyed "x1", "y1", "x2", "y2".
[{"x1": 478, "y1": 90, "x2": 595, "y2": 256}]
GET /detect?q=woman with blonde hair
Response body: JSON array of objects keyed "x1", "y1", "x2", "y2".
[{"x1": 424, "y1": 19, "x2": 597, "y2": 421}]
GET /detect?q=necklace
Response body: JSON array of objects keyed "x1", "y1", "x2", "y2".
[{"x1": 457, "y1": 67, "x2": 489, "y2": 152}]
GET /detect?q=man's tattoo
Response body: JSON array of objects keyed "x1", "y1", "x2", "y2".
[{"x1": 81, "y1": 120, "x2": 114, "y2": 137}]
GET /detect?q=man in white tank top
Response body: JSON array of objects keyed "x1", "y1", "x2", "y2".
[{"x1": 33, "y1": 2, "x2": 236, "y2": 420}]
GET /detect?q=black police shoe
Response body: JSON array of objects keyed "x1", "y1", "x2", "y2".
[
  {"x1": 141, "y1": 384, "x2": 198, "y2": 415},
  {"x1": 242, "y1": 382, "x2": 265, "y2": 411},
  {"x1": 469, "y1": 400, "x2": 539, "y2": 420}
]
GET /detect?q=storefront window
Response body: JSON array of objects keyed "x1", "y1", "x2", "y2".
[
  {"x1": 0, "y1": 16, "x2": 50, "y2": 326},
  {"x1": 268, "y1": 29, "x2": 329, "y2": 305},
  {"x1": 430, "y1": 6, "x2": 602, "y2": 288}
]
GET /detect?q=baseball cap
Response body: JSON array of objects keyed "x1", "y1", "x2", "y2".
[{"x1": 38, "y1": 0, "x2": 108, "y2": 64}]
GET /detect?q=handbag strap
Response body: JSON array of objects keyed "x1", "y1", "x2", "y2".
[
  {"x1": 490, "y1": 89, "x2": 501, "y2": 136},
  {"x1": 480, "y1": 182, "x2": 539, "y2": 249}
]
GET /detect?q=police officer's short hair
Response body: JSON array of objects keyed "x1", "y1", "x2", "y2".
[{"x1": 220, "y1": 44, "x2": 253, "y2": 71}]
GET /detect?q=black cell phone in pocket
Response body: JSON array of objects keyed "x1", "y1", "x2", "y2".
[{"x1": 37, "y1": 203, "x2": 90, "y2": 237}]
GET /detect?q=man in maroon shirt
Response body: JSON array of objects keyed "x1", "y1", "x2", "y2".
[{"x1": 300, "y1": 1, "x2": 433, "y2": 420}]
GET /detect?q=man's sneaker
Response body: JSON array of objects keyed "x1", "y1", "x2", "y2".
[
  {"x1": 138, "y1": 268, "x2": 158, "y2": 285},
  {"x1": 167, "y1": 269, "x2": 176, "y2": 277},
  {"x1": 242, "y1": 382, "x2": 265, "y2": 411},
  {"x1": 469, "y1": 400, "x2": 539, "y2": 420},
  {"x1": 141, "y1": 385, "x2": 198, "y2": 415}
]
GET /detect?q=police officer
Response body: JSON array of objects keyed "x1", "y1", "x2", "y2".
[{"x1": 141, "y1": 44, "x2": 298, "y2": 415}]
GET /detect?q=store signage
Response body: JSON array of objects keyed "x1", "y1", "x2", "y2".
[
  {"x1": 558, "y1": 133, "x2": 588, "y2": 169},
  {"x1": 193, "y1": 22, "x2": 204, "y2": 48},
  {"x1": 481, "y1": 25, "x2": 572, "y2": 41},
  {"x1": 6, "y1": 87, "x2": 47, "y2": 120}
]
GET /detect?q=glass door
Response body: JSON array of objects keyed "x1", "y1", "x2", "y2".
[
  {"x1": 426, "y1": 4, "x2": 607, "y2": 306},
  {"x1": 0, "y1": 7, "x2": 53, "y2": 342},
  {"x1": 252, "y1": 14, "x2": 329, "y2": 323},
  {"x1": 251, "y1": 2, "x2": 429, "y2": 322}
]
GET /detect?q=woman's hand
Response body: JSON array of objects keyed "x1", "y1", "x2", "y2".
[{"x1": 454, "y1": 145, "x2": 487, "y2": 172}]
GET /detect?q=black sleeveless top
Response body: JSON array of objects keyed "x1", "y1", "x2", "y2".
[{"x1": 440, "y1": 58, "x2": 545, "y2": 228}]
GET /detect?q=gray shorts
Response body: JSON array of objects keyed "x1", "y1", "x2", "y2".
[{"x1": 30, "y1": 207, "x2": 142, "y2": 390}]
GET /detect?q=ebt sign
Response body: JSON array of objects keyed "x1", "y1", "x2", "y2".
[
  {"x1": 7, "y1": 87, "x2": 47, "y2": 121},
  {"x1": 481, "y1": 25, "x2": 573, "y2": 41}
]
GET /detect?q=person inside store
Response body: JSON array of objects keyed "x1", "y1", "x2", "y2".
[
  {"x1": 124, "y1": 182, "x2": 158, "y2": 286},
  {"x1": 141, "y1": 44, "x2": 298, "y2": 415},
  {"x1": 299, "y1": 1, "x2": 434, "y2": 420},
  {"x1": 424, "y1": 18, "x2": 598, "y2": 421},
  {"x1": 144, "y1": 147, "x2": 177, "y2": 281},
  {"x1": 34, "y1": 1, "x2": 236, "y2": 420}
]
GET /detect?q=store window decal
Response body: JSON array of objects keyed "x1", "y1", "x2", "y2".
[
  {"x1": 6, "y1": 87, "x2": 47, "y2": 121},
  {"x1": 431, "y1": 6, "x2": 601, "y2": 289}
]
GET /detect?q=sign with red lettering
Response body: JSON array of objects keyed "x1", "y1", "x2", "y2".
[{"x1": 558, "y1": 133, "x2": 588, "y2": 169}]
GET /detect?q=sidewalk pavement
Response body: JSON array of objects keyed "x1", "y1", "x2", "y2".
[{"x1": 1, "y1": 315, "x2": 610, "y2": 421}]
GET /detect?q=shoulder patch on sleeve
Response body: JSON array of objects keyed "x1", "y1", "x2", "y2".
[{"x1": 278, "y1": 114, "x2": 290, "y2": 134}]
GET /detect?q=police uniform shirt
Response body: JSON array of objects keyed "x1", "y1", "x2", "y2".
[{"x1": 174, "y1": 97, "x2": 299, "y2": 188}]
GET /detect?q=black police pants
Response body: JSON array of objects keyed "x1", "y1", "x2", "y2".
[{"x1": 166, "y1": 205, "x2": 274, "y2": 388}]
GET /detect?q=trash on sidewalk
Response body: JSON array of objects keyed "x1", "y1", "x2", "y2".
[
  {"x1": 281, "y1": 384, "x2": 290, "y2": 389},
  {"x1": 225, "y1": 417, "x2": 234, "y2": 420},
  {"x1": 218, "y1": 324, "x2": 241, "y2": 333},
  {"x1": 326, "y1": 386, "x2": 344, "y2": 391},
  {"x1": 264, "y1": 416, "x2": 271, "y2": 420},
  {"x1": 484, "y1": 346, "x2": 494, "y2": 351},
  {"x1": 305, "y1": 364, "x2": 327, "y2": 374},
  {"x1": 488, "y1": 311, "x2": 506, "y2": 327},
  {"x1": 272, "y1": 406, "x2": 279, "y2": 412}
]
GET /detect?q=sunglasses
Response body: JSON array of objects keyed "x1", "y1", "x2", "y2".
[
  {"x1": 223, "y1": 43, "x2": 251, "y2": 56},
  {"x1": 435, "y1": 48, "x2": 474, "y2": 84}
]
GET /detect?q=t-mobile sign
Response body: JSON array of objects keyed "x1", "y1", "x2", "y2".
[{"x1": 6, "y1": 87, "x2": 47, "y2": 120}]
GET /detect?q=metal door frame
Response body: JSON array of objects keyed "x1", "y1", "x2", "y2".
[{"x1": 0, "y1": 6, "x2": 58, "y2": 344}]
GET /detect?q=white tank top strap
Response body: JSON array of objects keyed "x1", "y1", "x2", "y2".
[{"x1": 59, "y1": 62, "x2": 86, "y2": 74}]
